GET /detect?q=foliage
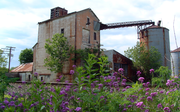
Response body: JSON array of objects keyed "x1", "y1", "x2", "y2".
[
  {"x1": 72, "y1": 44, "x2": 101, "y2": 63},
  {"x1": 152, "y1": 66, "x2": 171, "y2": 87},
  {"x1": 44, "y1": 33, "x2": 73, "y2": 73},
  {"x1": 0, "y1": 49, "x2": 7, "y2": 67},
  {"x1": 19, "y1": 48, "x2": 33, "y2": 64},
  {"x1": 1, "y1": 54, "x2": 180, "y2": 112},
  {"x1": 124, "y1": 41, "x2": 161, "y2": 77},
  {"x1": 0, "y1": 73, "x2": 18, "y2": 101}
]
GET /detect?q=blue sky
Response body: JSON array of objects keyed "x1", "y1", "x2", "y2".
[{"x1": 0, "y1": 0, "x2": 180, "y2": 68}]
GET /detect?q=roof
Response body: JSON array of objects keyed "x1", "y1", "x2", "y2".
[
  {"x1": 38, "y1": 8, "x2": 99, "y2": 24},
  {"x1": 171, "y1": 47, "x2": 180, "y2": 53},
  {"x1": 11, "y1": 62, "x2": 33, "y2": 72},
  {"x1": 144, "y1": 25, "x2": 169, "y2": 30}
]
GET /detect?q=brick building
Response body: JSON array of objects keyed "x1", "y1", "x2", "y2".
[{"x1": 33, "y1": 7, "x2": 100, "y2": 82}]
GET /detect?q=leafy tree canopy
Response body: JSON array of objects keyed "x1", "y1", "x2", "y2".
[
  {"x1": 19, "y1": 48, "x2": 33, "y2": 64},
  {"x1": 0, "y1": 49, "x2": 7, "y2": 67},
  {"x1": 44, "y1": 33, "x2": 73, "y2": 73},
  {"x1": 124, "y1": 41, "x2": 161, "y2": 77}
]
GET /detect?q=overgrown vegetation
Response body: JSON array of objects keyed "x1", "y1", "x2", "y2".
[
  {"x1": 124, "y1": 41, "x2": 161, "y2": 78},
  {"x1": 44, "y1": 33, "x2": 73, "y2": 73},
  {"x1": 1, "y1": 53, "x2": 180, "y2": 112}
]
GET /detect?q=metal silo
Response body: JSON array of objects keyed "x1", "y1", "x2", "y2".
[
  {"x1": 139, "y1": 25, "x2": 171, "y2": 69},
  {"x1": 171, "y1": 48, "x2": 180, "y2": 76}
]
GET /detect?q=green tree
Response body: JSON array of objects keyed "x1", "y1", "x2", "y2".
[
  {"x1": 44, "y1": 33, "x2": 73, "y2": 73},
  {"x1": 124, "y1": 42, "x2": 161, "y2": 77},
  {"x1": 19, "y1": 48, "x2": 33, "y2": 64},
  {"x1": 0, "y1": 49, "x2": 7, "y2": 67}
]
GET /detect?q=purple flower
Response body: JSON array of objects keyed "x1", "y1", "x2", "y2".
[
  {"x1": 113, "y1": 72, "x2": 117, "y2": 76},
  {"x1": 56, "y1": 79, "x2": 60, "y2": 82},
  {"x1": 118, "y1": 68, "x2": 124, "y2": 74},
  {"x1": 34, "y1": 72, "x2": 38, "y2": 76},
  {"x1": 75, "y1": 107, "x2": 81, "y2": 111},
  {"x1": 159, "y1": 90, "x2": 164, "y2": 94},
  {"x1": 98, "y1": 84, "x2": 103, "y2": 89},
  {"x1": 72, "y1": 65, "x2": 76, "y2": 68},
  {"x1": 163, "y1": 107, "x2": 170, "y2": 111},
  {"x1": 144, "y1": 109, "x2": 149, "y2": 112},
  {"x1": 123, "y1": 108, "x2": 127, "y2": 111},
  {"x1": 122, "y1": 88, "x2": 126, "y2": 92},
  {"x1": 100, "y1": 96, "x2": 104, "y2": 99},
  {"x1": 87, "y1": 75, "x2": 90, "y2": 78},
  {"x1": 147, "y1": 96, "x2": 153, "y2": 101},
  {"x1": 150, "y1": 92, "x2": 158, "y2": 97},
  {"x1": 174, "y1": 76, "x2": 178, "y2": 78},
  {"x1": 1, "y1": 105, "x2": 5, "y2": 109},
  {"x1": 117, "y1": 77, "x2": 121, "y2": 81},
  {"x1": 136, "y1": 71, "x2": 141, "y2": 77},
  {"x1": 122, "y1": 79, "x2": 127, "y2": 82},
  {"x1": 136, "y1": 102, "x2": 143, "y2": 108},
  {"x1": 125, "y1": 86, "x2": 131, "y2": 89},
  {"x1": 22, "y1": 81, "x2": 26, "y2": 84},
  {"x1": 4, "y1": 100, "x2": 9, "y2": 105},
  {"x1": 150, "y1": 69, "x2": 154, "y2": 74},
  {"x1": 18, "y1": 86, "x2": 22, "y2": 88},
  {"x1": 145, "y1": 92, "x2": 149, "y2": 95},
  {"x1": 157, "y1": 103, "x2": 163, "y2": 108},
  {"x1": 145, "y1": 88, "x2": 150, "y2": 91},
  {"x1": 70, "y1": 70, "x2": 74, "y2": 75},
  {"x1": 128, "y1": 105, "x2": 132, "y2": 108},
  {"x1": 138, "y1": 77, "x2": 145, "y2": 83},
  {"x1": 18, "y1": 103, "x2": 23, "y2": 107}
]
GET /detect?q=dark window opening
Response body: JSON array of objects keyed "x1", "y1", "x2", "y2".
[
  {"x1": 94, "y1": 32, "x2": 96, "y2": 40},
  {"x1": 28, "y1": 75, "x2": 30, "y2": 81},
  {"x1": 88, "y1": 35, "x2": 90, "y2": 43},
  {"x1": 61, "y1": 28, "x2": 64, "y2": 34},
  {"x1": 41, "y1": 77, "x2": 43, "y2": 81},
  {"x1": 86, "y1": 18, "x2": 90, "y2": 25}
]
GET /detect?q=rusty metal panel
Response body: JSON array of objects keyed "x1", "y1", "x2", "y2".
[{"x1": 11, "y1": 62, "x2": 33, "y2": 73}]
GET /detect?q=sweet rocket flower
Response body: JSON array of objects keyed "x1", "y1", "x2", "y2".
[
  {"x1": 118, "y1": 68, "x2": 124, "y2": 74},
  {"x1": 144, "y1": 109, "x2": 149, "y2": 112},
  {"x1": 163, "y1": 107, "x2": 170, "y2": 111},
  {"x1": 145, "y1": 92, "x2": 149, "y2": 95},
  {"x1": 157, "y1": 103, "x2": 163, "y2": 108},
  {"x1": 136, "y1": 71, "x2": 141, "y2": 77},
  {"x1": 18, "y1": 103, "x2": 23, "y2": 107},
  {"x1": 147, "y1": 96, "x2": 153, "y2": 101},
  {"x1": 113, "y1": 72, "x2": 117, "y2": 76},
  {"x1": 100, "y1": 96, "x2": 104, "y2": 99},
  {"x1": 1, "y1": 105, "x2": 5, "y2": 109},
  {"x1": 72, "y1": 65, "x2": 76, "y2": 68},
  {"x1": 128, "y1": 105, "x2": 132, "y2": 108},
  {"x1": 136, "y1": 102, "x2": 143, "y2": 108},
  {"x1": 34, "y1": 72, "x2": 38, "y2": 76},
  {"x1": 145, "y1": 88, "x2": 150, "y2": 91},
  {"x1": 150, "y1": 92, "x2": 158, "y2": 97},
  {"x1": 174, "y1": 76, "x2": 178, "y2": 78},
  {"x1": 18, "y1": 86, "x2": 22, "y2": 88},
  {"x1": 75, "y1": 107, "x2": 81, "y2": 111},
  {"x1": 149, "y1": 69, "x2": 154, "y2": 74},
  {"x1": 122, "y1": 88, "x2": 126, "y2": 92},
  {"x1": 159, "y1": 90, "x2": 164, "y2": 94},
  {"x1": 22, "y1": 81, "x2": 26, "y2": 84},
  {"x1": 87, "y1": 75, "x2": 90, "y2": 78},
  {"x1": 117, "y1": 77, "x2": 121, "y2": 81},
  {"x1": 4, "y1": 100, "x2": 9, "y2": 105},
  {"x1": 56, "y1": 79, "x2": 60, "y2": 82},
  {"x1": 122, "y1": 79, "x2": 127, "y2": 82},
  {"x1": 123, "y1": 108, "x2": 127, "y2": 111},
  {"x1": 98, "y1": 84, "x2": 103, "y2": 89},
  {"x1": 138, "y1": 77, "x2": 145, "y2": 83},
  {"x1": 126, "y1": 86, "x2": 131, "y2": 89},
  {"x1": 70, "y1": 70, "x2": 74, "y2": 75}
]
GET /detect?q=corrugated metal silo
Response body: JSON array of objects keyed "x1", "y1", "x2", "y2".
[
  {"x1": 171, "y1": 47, "x2": 180, "y2": 76},
  {"x1": 140, "y1": 25, "x2": 171, "y2": 69}
]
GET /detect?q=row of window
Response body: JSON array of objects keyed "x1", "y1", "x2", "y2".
[{"x1": 60, "y1": 28, "x2": 97, "y2": 41}]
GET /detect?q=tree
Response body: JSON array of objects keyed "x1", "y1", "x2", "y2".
[
  {"x1": 124, "y1": 41, "x2": 161, "y2": 77},
  {"x1": 0, "y1": 49, "x2": 7, "y2": 67},
  {"x1": 44, "y1": 33, "x2": 73, "y2": 73},
  {"x1": 19, "y1": 48, "x2": 33, "y2": 64}
]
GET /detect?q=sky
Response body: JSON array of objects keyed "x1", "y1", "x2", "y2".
[{"x1": 0, "y1": 0, "x2": 180, "y2": 68}]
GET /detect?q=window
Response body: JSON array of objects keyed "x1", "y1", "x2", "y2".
[
  {"x1": 94, "y1": 32, "x2": 96, "y2": 40},
  {"x1": 86, "y1": 18, "x2": 90, "y2": 25},
  {"x1": 28, "y1": 75, "x2": 30, "y2": 81},
  {"x1": 61, "y1": 28, "x2": 64, "y2": 34},
  {"x1": 41, "y1": 77, "x2": 43, "y2": 81}
]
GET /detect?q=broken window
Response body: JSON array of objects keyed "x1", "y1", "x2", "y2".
[
  {"x1": 61, "y1": 28, "x2": 64, "y2": 34},
  {"x1": 28, "y1": 75, "x2": 30, "y2": 81},
  {"x1": 86, "y1": 18, "x2": 90, "y2": 25},
  {"x1": 41, "y1": 77, "x2": 43, "y2": 81},
  {"x1": 94, "y1": 32, "x2": 96, "y2": 40}
]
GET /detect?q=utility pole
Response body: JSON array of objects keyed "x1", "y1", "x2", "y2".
[{"x1": 1, "y1": 46, "x2": 15, "y2": 72}]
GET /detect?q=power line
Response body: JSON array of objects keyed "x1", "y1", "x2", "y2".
[{"x1": 1, "y1": 46, "x2": 16, "y2": 72}]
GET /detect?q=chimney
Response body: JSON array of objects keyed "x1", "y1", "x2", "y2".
[{"x1": 50, "y1": 7, "x2": 68, "y2": 19}]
